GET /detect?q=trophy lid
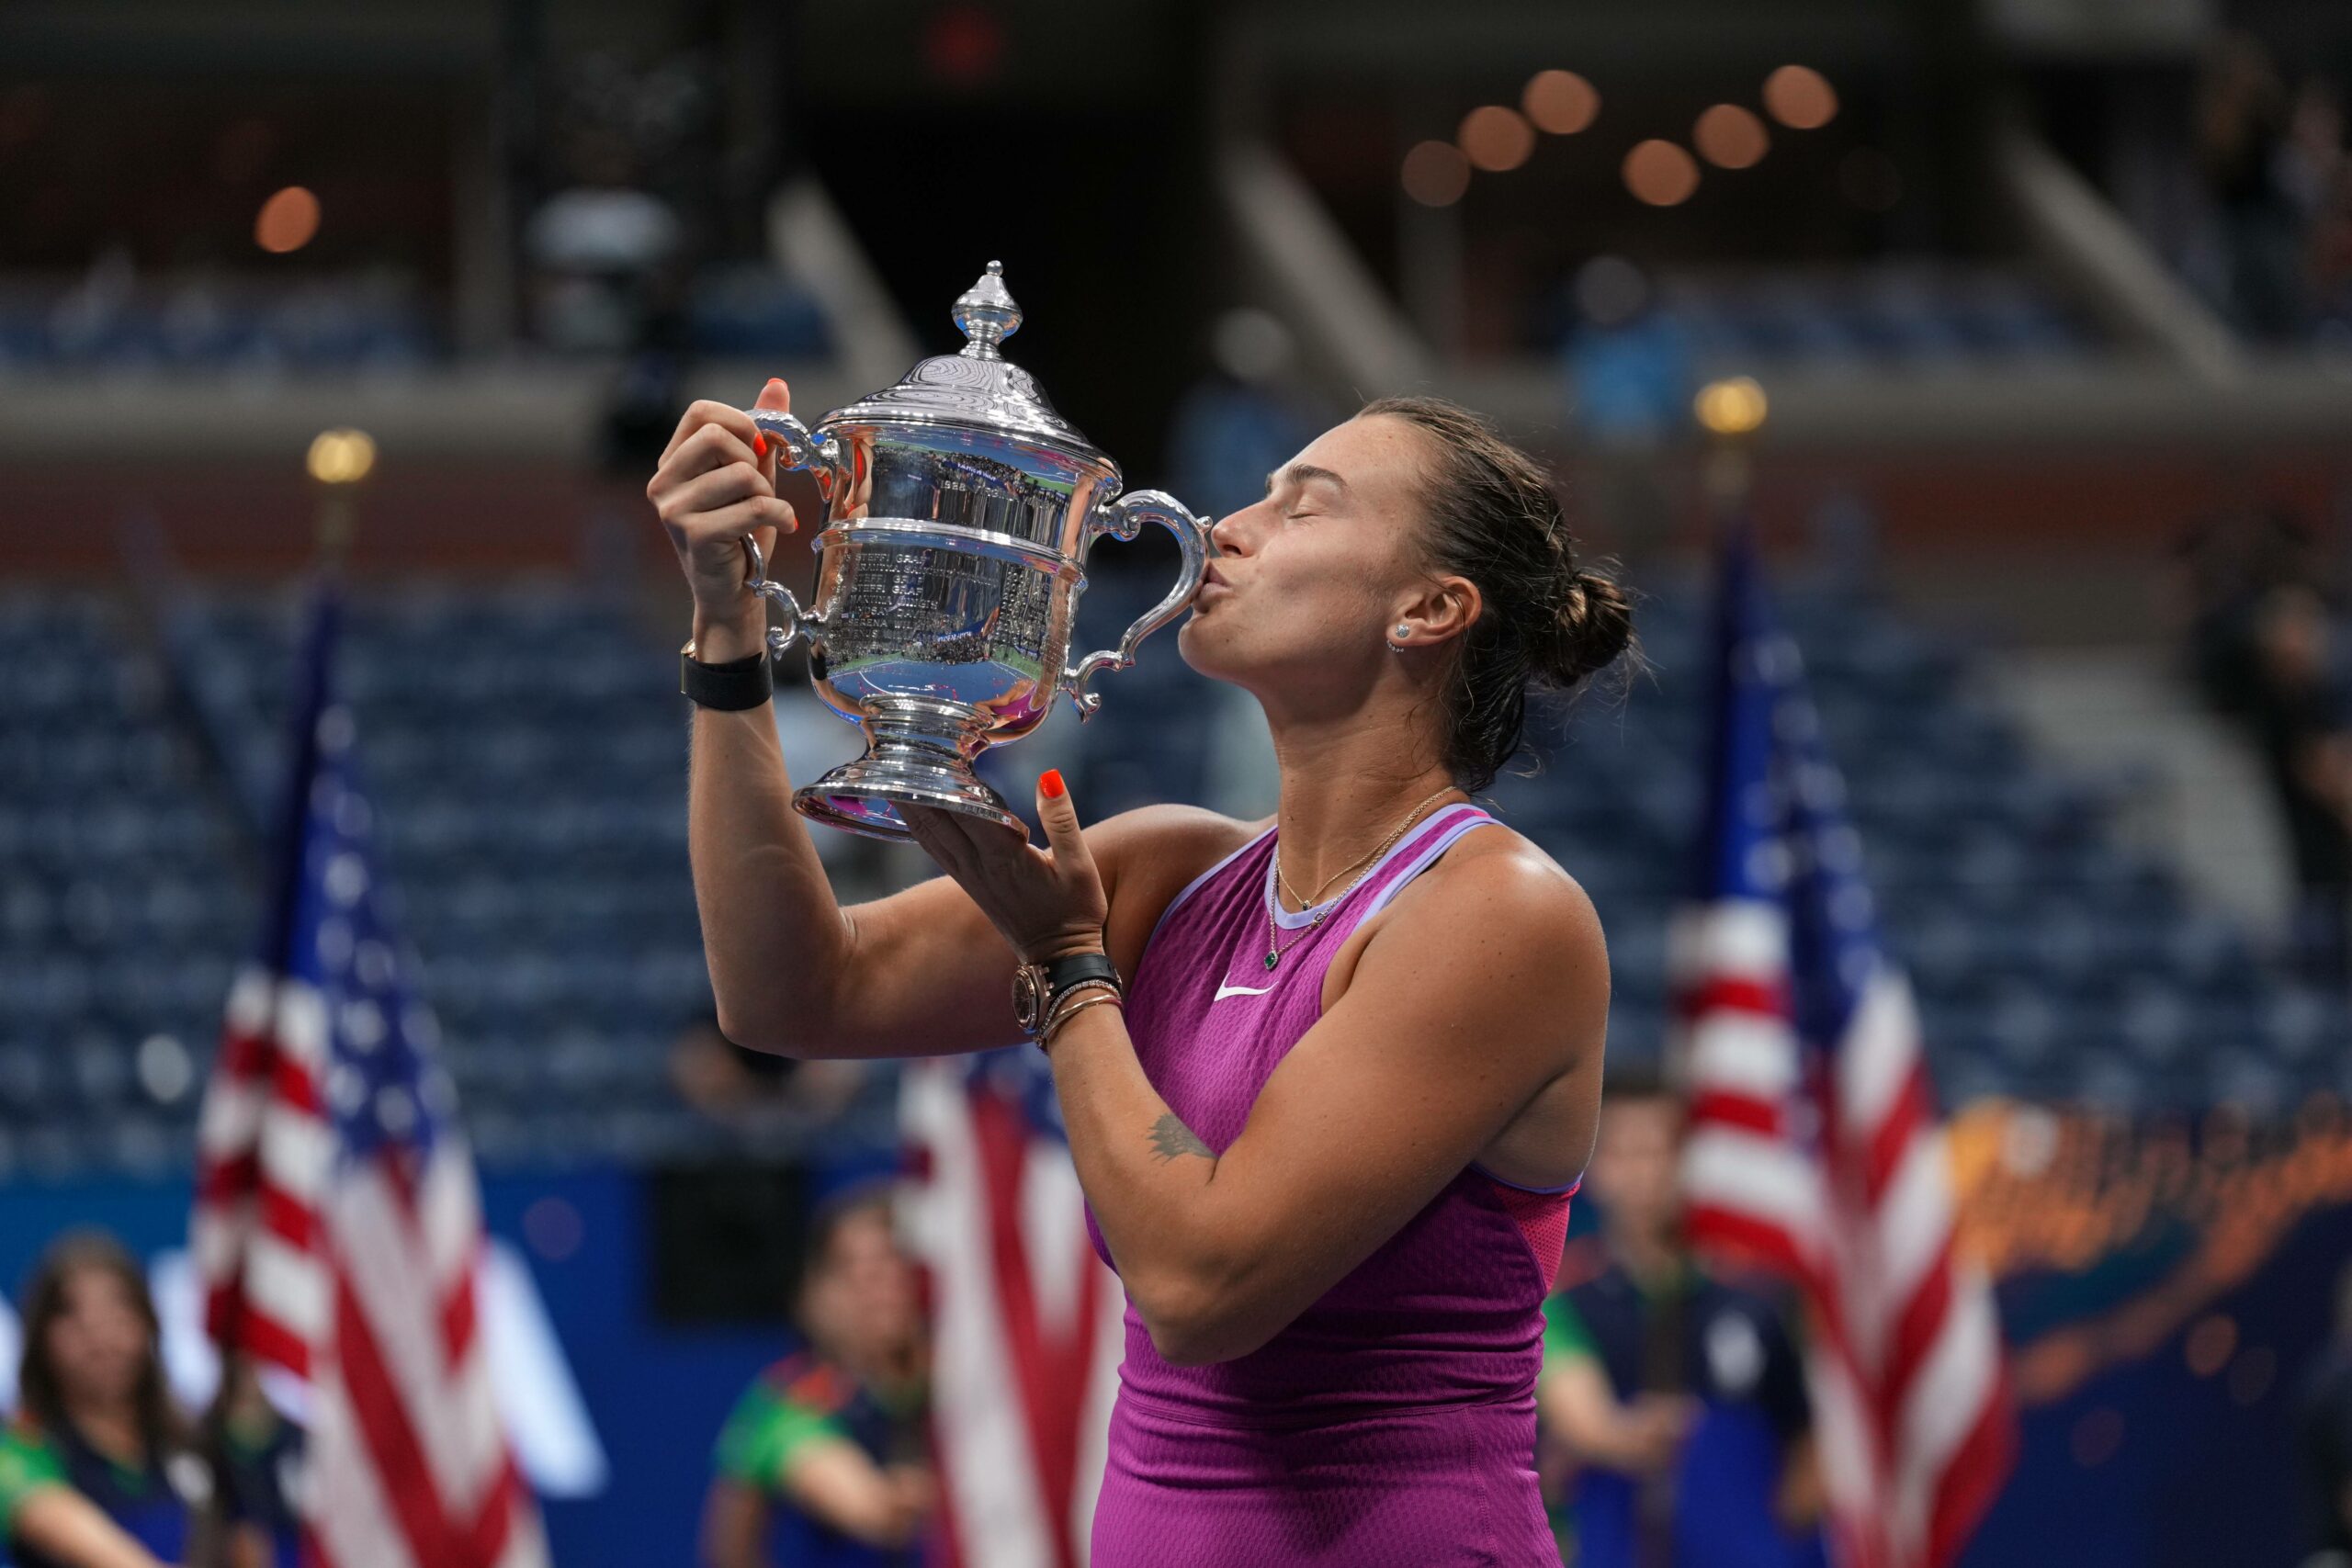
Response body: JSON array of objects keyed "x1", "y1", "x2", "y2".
[{"x1": 827, "y1": 262, "x2": 1108, "y2": 469}]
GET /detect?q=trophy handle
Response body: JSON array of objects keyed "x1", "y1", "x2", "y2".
[
  {"x1": 740, "y1": 408, "x2": 843, "y2": 658},
  {"x1": 745, "y1": 408, "x2": 846, "y2": 509},
  {"x1": 1062, "y1": 489, "x2": 1212, "y2": 719},
  {"x1": 741, "y1": 533, "x2": 824, "y2": 660}
]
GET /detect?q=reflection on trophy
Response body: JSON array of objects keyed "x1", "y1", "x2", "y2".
[{"x1": 741, "y1": 262, "x2": 1213, "y2": 840}]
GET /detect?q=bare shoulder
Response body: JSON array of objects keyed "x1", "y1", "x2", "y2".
[
  {"x1": 1084, "y1": 802, "x2": 1268, "y2": 967},
  {"x1": 1085, "y1": 800, "x2": 1263, "y2": 866},
  {"x1": 1408, "y1": 823, "x2": 1601, "y2": 930},
  {"x1": 1363, "y1": 822, "x2": 1609, "y2": 987}
]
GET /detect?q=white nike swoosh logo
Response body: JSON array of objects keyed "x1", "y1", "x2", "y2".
[{"x1": 1213, "y1": 980, "x2": 1273, "y2": 1001}]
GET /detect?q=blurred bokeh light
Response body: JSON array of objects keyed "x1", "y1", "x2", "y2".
[
  {"x1": 1693, "y1": 104, "x2": 1770, "y2": 170},
  {"x1": 1521, "y1": 69, "x2": 1600, "y2": 137},
  {"x1": 1457, "y1": 105, "x2": 1536, "y2": 174},
  {"x1": 1763, "y1": 63, "x2": 1838, "y2": 130},
  {"x1": 254, "y1": 185, "x2": 321, "y2": 254},
  {"x1": 1401, "y1": 138, "x2": 1472, "y2": 206},
  {"x1": 1623, "y1": 139, "x2": 1701, "y2": 206}
]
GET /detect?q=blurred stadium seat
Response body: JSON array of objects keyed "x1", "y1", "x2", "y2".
[{"x1": 0, "y1": 550, "x2": 2340, "y2": 1185}]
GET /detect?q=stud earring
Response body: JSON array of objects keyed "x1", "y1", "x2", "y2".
[{"x1": 1394, "y1": 624, "x2": 1411, "y2": 639}]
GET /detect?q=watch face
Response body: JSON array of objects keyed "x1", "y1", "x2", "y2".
[{"x1": 1012, "y1": 966, "x2": 1045, "y2": 1033}]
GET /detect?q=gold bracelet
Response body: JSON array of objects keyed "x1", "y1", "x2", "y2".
[
  {"x1": 1042, "y1": 976, "x2": 1122, "y2": 1033},
  {"x1": 1040, "y1": 992, "x2": 1123, "y2": 1055}
]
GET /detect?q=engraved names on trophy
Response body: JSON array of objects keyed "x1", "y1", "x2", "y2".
[{"x1": 827, "y1": 536, "x2": 1054, "y2": 679}]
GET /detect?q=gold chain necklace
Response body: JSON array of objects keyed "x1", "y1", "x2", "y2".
[
  {"x1": 1274, "y1": 831, "x2": 1385, "y2": 911},
  {"x1": 1261, "y1": 786, "x2": 1460, "y2": 972},
  {"x1": 1274, "y1": 784, "x2": 1457, "y2": 909}
]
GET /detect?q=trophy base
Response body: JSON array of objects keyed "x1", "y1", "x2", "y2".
[{"x1": 792, "y1": 742, "x2": 1026, "y2": 843}]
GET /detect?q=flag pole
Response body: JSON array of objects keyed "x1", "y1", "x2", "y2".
[
  {"x1": 198, "y1": 427, "x2": 380, "y2": 1480},
  {"x1": 1692, "y1": 375, "x2": 1768, "y2": 542},
  {"x1": 304, "y1": 427, "x2": 376, "y2": 573}
]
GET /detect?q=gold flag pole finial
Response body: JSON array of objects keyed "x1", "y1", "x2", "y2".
[
  {"x1": 1692, "y1": 377, "x2": 1767, "y2": 520},
  {"x1": 306, "y1": 427, "x2": 377, "y2": 566}
]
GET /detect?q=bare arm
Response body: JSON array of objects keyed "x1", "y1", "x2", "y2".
[
  {"x1": 691, "y1": 691, "x2": 1225, "y2": 1057},
  {"x1": 1536, "y1": 1358, "x2": 1692, "y2": 1475},
  {"x1": 696, "y1": 1478, "x2": 770, "y2": 1568},
  {"x1": 775, "y1": 1439, "x2": 929, "y2": 1549},
  {"x1": 11, "y1": 1488, "x2": 174, "y2": 1568},
  {"x1": 654, "y1": 383, "x2": 1235, "y2": 1059},
  {"x1": 684, "y1": 671, "x2": 1017, "y2": 1058},
  {"x1": 1048, "y1": 834, "x2": 1609, "y2": 1365},
  {"x1": 1776, "y1": 1431, "x2": 1825, "y2": 1529},
  {"x1": 696, "y1": 1441, "x2": 927, "y2": 1563},
  {"x1": 221, "y1": 1523, "x2": 272, "y2": 1568}
]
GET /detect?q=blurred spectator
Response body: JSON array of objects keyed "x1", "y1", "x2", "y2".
[
  {"x1": 699, "y1": 1188, "x2": 933, "y2": 1568},
  {"x1": 2287, "y1": 77, "x2": 2352, "y2": 344},
  {"x1": 2300, "y1": 1260, "x2": 2352, "y2": 1563},
  {"x1": 2194, "y1": 35, "x2": 2305, "y2": 340},
  {"x1": 2310, "y1": 156, "x2": 2352, "y2": 340},
  {"x1": 669, "y1": 1010, "x2": 871, "y2": 1133},
  {"x1": 524, "y1": 57, "x2": 699, "y2": 472},
  {"x1": 2167, "y1": 492, "x2": 2317, "y2": 720},
  {"x1": 1537, "y1": 1067, "x2": 1826, "y2": 1568},
  {"x1": 1560, "y1": 257, "x2": 1694, "y2": 568},
  {"x1": 0, "y1": 1232, "x2": 233, "y2": 1568},
  {"x1": 1166, "y1": 308, "x2": 1330, "y2": 522},
  {"x1": 2281, "y1": 78, "x2": 2346, "y2": 236},
  {"x1": 2243, "y1": 585, "x2": 2352, "y2": 986},
  {"x1": 201, "y1": 1360, "x2": 300, "y2": 1568},
  {"x1": 524, "y1": 124, "x2": 686, "y2": 356}
]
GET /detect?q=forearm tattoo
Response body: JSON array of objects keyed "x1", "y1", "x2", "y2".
[{"x1": 1148, "y1": 1112, "x2": 1214, "y2": 1164}]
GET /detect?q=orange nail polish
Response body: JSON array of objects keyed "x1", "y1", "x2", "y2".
[
  {"x1": 1040, "y1": 769, "x2": 1066, "y2": 799},
  {"x1": 752, "y1": 434, "x2": 767, "y2": 459}
]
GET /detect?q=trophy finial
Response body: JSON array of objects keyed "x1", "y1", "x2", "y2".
[{"x1": 954, "y1": 261, "x2": 1023, "y2": 359}]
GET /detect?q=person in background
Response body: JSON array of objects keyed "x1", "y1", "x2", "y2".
[
  {"x1": 2243, "y1": 584, "x2": 2352, "y2": 986},
  {"x1": 2165, "y1": 489, "x2": 2316, "y2": 723},
  {"x1": 0, "y1": 1232, "x2": 241, "y2": 1568},
  {"x1": 1537, "y1": 1066, "x2": 1825, "y2": 1568},
  {"x1": 2300, "y1": 1261, "x2": 2352, "y2": 1563},
  {"x1": 201, "y1": 1359, "x2": 300, "y2": 1568},
  {"x1": 699, "y1": 1187, "x2": 933, "y2": 1568},
  {"x1": 2194, "y1": 33, "x2": 2303, "y2": 340}
]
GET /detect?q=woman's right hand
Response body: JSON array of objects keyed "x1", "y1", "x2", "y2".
[{"x1": 647, "y1": 378, "x2": 801, "y2": 657}]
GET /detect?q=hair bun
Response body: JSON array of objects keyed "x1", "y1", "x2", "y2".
[{"x1": 1544, "y1": 568, "x2": 1634, "y2": 686}]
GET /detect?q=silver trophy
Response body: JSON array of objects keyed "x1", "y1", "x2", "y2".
[{"x1": 741, "y1": 262, "x2": 1213, "y2": 840}]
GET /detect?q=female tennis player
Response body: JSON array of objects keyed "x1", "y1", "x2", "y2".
[{"x1": 651, "y1": 378, "x2": 1633, "y2": 1565}]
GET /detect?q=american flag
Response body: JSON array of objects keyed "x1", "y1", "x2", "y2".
[
  {"x1": 1668, "y1": 528, "x2": 2014, "y2": 1568},
  {"x1": 899, "y1": 1049, "x2": 1125, "y2": 1568},
  {"x1": 192, "y1": 586, "x2": 547, "y2": 1568}
]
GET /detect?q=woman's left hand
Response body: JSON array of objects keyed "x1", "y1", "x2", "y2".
[{"x1": 899, "y1": 770, "x2": 1108, "y2": 964}]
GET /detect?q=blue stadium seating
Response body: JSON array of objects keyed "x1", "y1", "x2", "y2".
[
  {"x1": 0, "y1": 554, "x2": 2338, "y2": 1179},
  {"x1": 1651, "y1": 265, "x2": 2095, "y2": 370}
]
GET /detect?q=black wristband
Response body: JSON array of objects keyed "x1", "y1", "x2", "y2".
[
  {"x1": 1012, "y1": 948, "x2": 1122, "y2": 1038},
  {"x1": 1044, "y1": 951, "x2": 1122, "y2": 1003},
  {"x1": 680, "y1": 640, "x2": 774, "y2": 711}
]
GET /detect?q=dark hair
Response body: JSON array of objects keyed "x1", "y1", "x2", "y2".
[
  {"x1": 18, "y1": 1231, "x2": 184, "y2": 1460},
  {"x1": 1359, "y1": 396, "x2": 1636, "y2": 790},
  {"x1": 793, "y1": 1181, "x2": 898, "y2": 1323}
]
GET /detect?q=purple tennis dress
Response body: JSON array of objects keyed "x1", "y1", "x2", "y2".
[{"x1": 1083, "y1": 803, "x2": 1579, "y2": 1566}]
